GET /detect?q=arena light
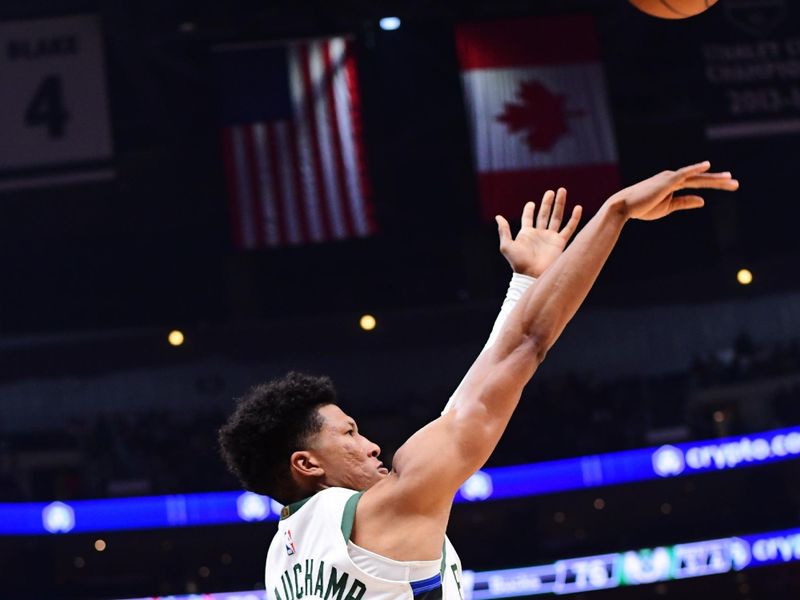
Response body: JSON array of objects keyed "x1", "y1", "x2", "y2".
[
  {"x1": 359, "y1": 314, "x2": 377, "y2": 331},
  {"x1": 114, "y1": 525, "x2": 800, "y2": 600},
  {"x1": 737, "y1": 268, "x2": 753, "y2": 285},
  {"x1": 379, "y1": 17, "x2": 401, "y2": 31},
  {"x1": 167, "y1": 329, "x2": 185, "y2": 346},
  {"x1": 3, "y1": 425, "x2": 800, "y2": 535}
]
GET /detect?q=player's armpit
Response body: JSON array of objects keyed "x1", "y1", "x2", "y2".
[
  {"x1": 352, "y1": 341, "x2": 542, "y2": 560},
  {"x1": 396, "y1": 340, "x2": 539, "y2": 494}
]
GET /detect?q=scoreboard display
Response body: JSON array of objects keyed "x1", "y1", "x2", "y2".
[
  {"x1": 466, "y1": 530, "x2": 791, "y2": 598},
  {"x1": 0, "y1": 14, "x2": 113, "y2": 190}
]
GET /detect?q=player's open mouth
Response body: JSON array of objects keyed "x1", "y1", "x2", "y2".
[{"x1": 377, "y1": 465, "x2": 389, "y2": 474}]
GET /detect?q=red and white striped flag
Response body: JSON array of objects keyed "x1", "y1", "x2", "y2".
[
  {"x1": 214, "y1": 37, "x2": 376, "y2": 249},
  {"x1": 455, "y1": 15, "x2": 619, "y2": 220}
]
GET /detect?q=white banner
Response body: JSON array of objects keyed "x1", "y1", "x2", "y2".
[{"x1": 0, "y1": 14, "x2": 113, "y2": 189}]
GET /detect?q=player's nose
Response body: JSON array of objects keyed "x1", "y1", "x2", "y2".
[{"x1": 366, "y1": 438, "x2": 381, "y2": 458}]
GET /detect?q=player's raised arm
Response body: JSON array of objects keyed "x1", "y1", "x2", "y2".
[
  {"x1": 442, "y1": 188, "x2": 582, "y2": 415},
  {"x1": 355, "y1": 162, "x2": 738, "y2": 560}
]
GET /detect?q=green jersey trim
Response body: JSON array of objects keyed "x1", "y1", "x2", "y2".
[
  {"x1": 340, "y1": 490, "x2": 365, "y2": 540},
  {"x1": 279, "y1": 496, "x2": 313, "y2": 520}
]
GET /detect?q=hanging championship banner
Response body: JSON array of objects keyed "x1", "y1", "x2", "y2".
[
  {"x1": 0, "y1": 14, "x2": 114, "y2": 191},
  {"x1": 702, "y1": 0, "x2": 800, "y2": 140}
]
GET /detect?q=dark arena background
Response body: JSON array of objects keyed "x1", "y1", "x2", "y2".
[{"x1": 2, "y1": 0, "x2": 800, "y2": 598}]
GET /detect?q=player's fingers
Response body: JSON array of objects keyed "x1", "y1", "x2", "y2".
[
  {"x1": 668, "y1": 194, "x2": 705, "y2": 214},
  {"x1": 682, "y1": 173, "x2": 739, "y2": 190},
  {"x1": 496, "y1": 215, "x2": 513, "y2": 247},
  {"x1": 675, "y1": 160, "x2": 712, "y2": 180},
  {"x1": 684, "y1": 171, "x2": 731, "y2": 180},
  {"x1": 521, "y1": 201, "x2": 535, "y2": 230},
  {"x1": 548, "y1": 187, "x2": 567, "y2": 231},
  {"x1": 537, "y1": 190, "x2": 555, "y2": 228},
  {"x1": 559, "y1": 204, "x2": 582, "y2": 240}
]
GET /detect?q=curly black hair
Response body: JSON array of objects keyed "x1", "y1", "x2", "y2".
[{"x1": 218, "y1": 372, "x2": 337, "y2": 503}]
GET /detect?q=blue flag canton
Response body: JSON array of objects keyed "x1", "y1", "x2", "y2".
[{"x1": 213, "y1": 45, "x2": 293, "y2": 126}]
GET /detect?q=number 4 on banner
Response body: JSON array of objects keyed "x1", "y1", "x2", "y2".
[
  {"x1": 25, "y1": 75, "x2": 70, "y2": 139},
  {"x1": 0, "y1": 15, "x2": 113, "y2": 192}
]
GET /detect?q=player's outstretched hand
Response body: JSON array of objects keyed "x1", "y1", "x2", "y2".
[
  {"x1": 495, "y1": 188, "x2": 582, "y2": 277},
  {"x1": 610, "y1": 161, "x2": 739, "y2": 222}
]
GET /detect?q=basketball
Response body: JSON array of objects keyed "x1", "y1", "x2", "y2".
[{"x1": 628, "y1": 0, "x2": 719, "y2": 19}]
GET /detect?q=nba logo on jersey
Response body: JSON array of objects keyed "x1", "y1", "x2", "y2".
[{"x1": 284, "y1": 529, "x2": 297, "y2": 556}]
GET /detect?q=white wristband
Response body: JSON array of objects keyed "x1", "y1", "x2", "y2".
[
  {"x1": 484, "y1": 272, "x2": 536, "y2": 350},
  {"x1": 442, "y1": 272, "x2": 536, "y2": 415}
]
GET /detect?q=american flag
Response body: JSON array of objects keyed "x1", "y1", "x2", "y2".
[{"x1": 214, "y1": 37, "x2": 375, "y2": 249}]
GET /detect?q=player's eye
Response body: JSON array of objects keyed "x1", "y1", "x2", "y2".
[{"x1": 346, "y1": 429, "x2": 355, "y2": 436}]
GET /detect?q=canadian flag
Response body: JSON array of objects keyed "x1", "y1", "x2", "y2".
[{"x1": 455, "y1": 15, "x2": 619, "y2": 220}]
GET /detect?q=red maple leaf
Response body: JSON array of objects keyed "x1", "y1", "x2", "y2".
[{"x1": 496, "y1": 80, "x2": 584, "y2": 153}]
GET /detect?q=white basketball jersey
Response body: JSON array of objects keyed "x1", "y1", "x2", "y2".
[{"x1": 265, "y1": 487, "x2": 465, "y2": 600}]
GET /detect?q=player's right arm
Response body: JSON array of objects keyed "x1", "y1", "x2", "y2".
[{"x1": 355, "y1": 162, "x2": 738, "y2": 560}]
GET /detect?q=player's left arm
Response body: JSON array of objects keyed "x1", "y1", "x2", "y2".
[
  {"x1": 442, "y1": 188, "x2": 582, "y2": 414},
  {"x1": 495, "y1": 188, "x2": 583, "y2": 284}
]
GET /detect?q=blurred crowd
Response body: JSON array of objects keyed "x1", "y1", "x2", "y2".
[{"x1": 2, "y1": 334, "x2": 799, "y2": 502}]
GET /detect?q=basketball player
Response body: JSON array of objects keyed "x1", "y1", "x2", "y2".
[{"x1": 218, "y1": 162, "x2": 738, "y2": 600}]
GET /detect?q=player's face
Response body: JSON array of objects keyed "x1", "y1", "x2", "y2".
[{"x1": 312, "y1": 404, "x2": 389, "y2": 491}]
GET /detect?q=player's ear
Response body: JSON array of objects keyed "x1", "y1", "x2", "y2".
[{"x1": 290, "y1": 450, "x2": 324, "y2": 478}]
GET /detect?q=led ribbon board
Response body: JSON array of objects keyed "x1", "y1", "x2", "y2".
[
  {"x1": 454, "y1": 424, "x2": 800, "y2": 502},
  {"x1": 465, "y1": 526, "x2": 800, "y2": 597},
  {"x1": 2, "y1": 425, "x2": 799, "y2": 535},
  {"x1": 113, "y1": 526, "x2": 800, "y2": 599}
]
